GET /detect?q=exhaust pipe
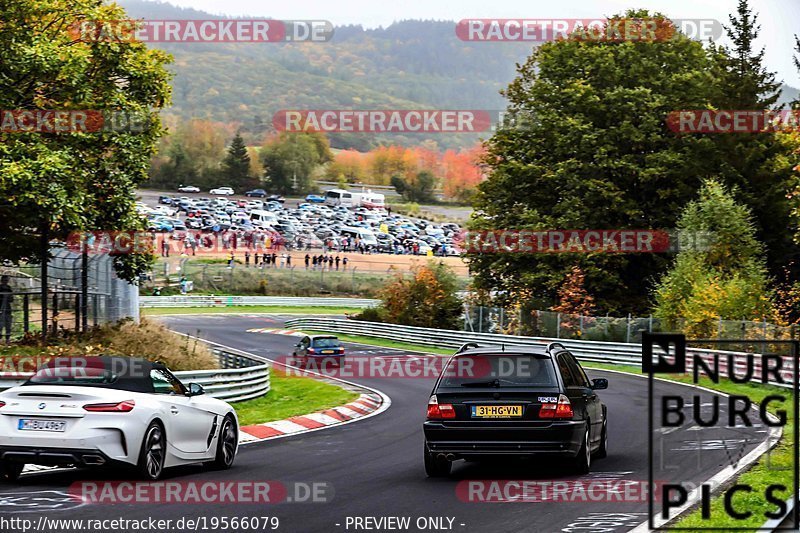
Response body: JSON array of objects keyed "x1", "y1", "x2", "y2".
[
  {"x1": 437, "y1": 453, "x2": 456, "y2": 461},
  {"x1": 83, "y1": 455, "x2": 106, "y2": 465}
]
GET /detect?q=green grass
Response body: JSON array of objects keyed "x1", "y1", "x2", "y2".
[
  {"x1": 301, "y1": 329, "x2": 453, "y2": 355},
  {"x1": 233, "y1": 372, "x2": 359, "y2": 426},
  {"x1": 141, "y1": 306, "x2": 362, "y2": 316}
]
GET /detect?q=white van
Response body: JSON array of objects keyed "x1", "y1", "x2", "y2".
[
  {"x1": 325, "y1": 189, "x2": 355, "y2": 207},
  {"x1": 250, "y1": 209, "x2": 278, "y2": 228},
  {"x1": 341, "y1": 226, "x2": 378, "y2": 247}
]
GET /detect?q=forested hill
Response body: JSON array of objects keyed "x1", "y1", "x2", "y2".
[{"x1": 120, "y1": 0, "x2": 799, "y2": 150}]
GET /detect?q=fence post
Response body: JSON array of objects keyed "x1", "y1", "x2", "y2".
[
  {"x1": 478, "y1": 306, "x2": 483, "y2": 333},
  {"x1": 626, "y1": 314, "x2": 632, "y2": 343},
  {"x1": 22, "y1": 294, "x2": 29, "y2": 333},
  {"x1": 648, "y1": 314, "x2": 653, "y2": 333},
  {"x1": 556, "y1": 313, "x2": 561, "y2": 338}
]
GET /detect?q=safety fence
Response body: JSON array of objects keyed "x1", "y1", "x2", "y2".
[
  {"x1": 0, "y1": 345, "x2": 270, "y2": 403},
  {"x1": 140, "y1": 295, "x2": 379, "y2": 308},
  {"x1": 283, "y1": 317, "x2": 797, "y2": 388}
]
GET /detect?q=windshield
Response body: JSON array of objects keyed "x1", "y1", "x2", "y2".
[
  {"x1": 438, "y1": 355, "x2": 558, "y2": 388},
  {"x1": 312, "y1": 338, "x2": 341, "y2": 348}
]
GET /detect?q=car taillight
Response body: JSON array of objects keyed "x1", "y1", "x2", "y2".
[
  {"x1": 0, "y1": 401, "x2": 5, "y2": 408},
  {"x1": 83, "y1": 400, "x2": 135, "y2": 412},
  {"x1": 426, "y1": 395, "x2": 455, "y2": 420},
  {"x1": 337, "y1": 348, "x2": 344, "y2": 354},
  {"x1": 307, "y1": 348, "x2": 315, "y2": 354},
  {"x1": 539, "y1": 394, "x2": 573, "y2": 420}
]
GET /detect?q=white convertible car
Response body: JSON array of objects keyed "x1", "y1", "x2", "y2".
[{"x1": 0, "y1": 356, "x2": 239, "y2": 481}]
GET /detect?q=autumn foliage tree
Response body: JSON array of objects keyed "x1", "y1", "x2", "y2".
[{"x1": 364, "y1": 262, "x2": 463, "y2": 330}]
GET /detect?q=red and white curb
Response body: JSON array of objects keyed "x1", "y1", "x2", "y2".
[
  {"x1": 238, "y1": 391, "x2": 383, "y2": 443},
  {"x1": 247, "y1": 328, "x2": 303, "y2": 336}
]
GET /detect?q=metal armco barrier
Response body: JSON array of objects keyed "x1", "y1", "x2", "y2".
[
  {"x1": 0, "y1": 347, "x2": 270, "y2": 403},
  {"x1": 283, "y1": 317, "x2": 797, "y2": 388},
  {"x1": 140, "y1": 295, "x2": 379, "y2": 308}
]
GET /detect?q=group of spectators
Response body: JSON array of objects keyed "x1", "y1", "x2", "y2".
[{"x1": 305, "y1": 254, "x2": 349, "y2": 271}]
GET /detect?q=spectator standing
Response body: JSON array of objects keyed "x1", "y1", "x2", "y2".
[
  {"x1": 305, "y1": 254, "x2": 310, "y2": 269},
  {"x1": 245, "y1": 250, "x2": 251, "y2": 267},
  {"x1": 335, "y1": 256, "x2": 340, "y2": 270},
  {"x1": 342, "y1": 257, "x2": 349, "y2": 270}
]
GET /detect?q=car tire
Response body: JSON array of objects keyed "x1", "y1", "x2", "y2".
[
  {"x1": 136, "y1": 421, "x2": 166, "y2": 481},
  {"x1": 1, "y1": 462, "x2": 24, "y2": 482},
  {"x1": 594, "y1": 417, "x2": 608, "y2": 459},
  {"x1": 573, "y1": 426, "x2": 591, "y2": 475},
  {"x1": 424, "y1": 442, "x2": 451, "y2": 477},
  {"x1": 210, "y1": 415, "x2": 237, "y2": 470}
]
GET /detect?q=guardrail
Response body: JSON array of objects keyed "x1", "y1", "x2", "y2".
[
  {"x1": 283, "y1": 317, "x2": 796, "y2": 387},
  {"x1": 140, "y1": 295, "x2": 379, "y2": 309},
  {"x1": 0, "y1": 346, "x2": 270, "y2": 403}
]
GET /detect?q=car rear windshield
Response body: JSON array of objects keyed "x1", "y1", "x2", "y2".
[
  {"x1": 27, "y1": 366, "x2": 120, "y2": 387},
  {"x1": 313, "y1": 338, "x2": 341, "y2": 348},
  {"x1": 438, "y1": 354, "x2": 558, "y2": 388}
]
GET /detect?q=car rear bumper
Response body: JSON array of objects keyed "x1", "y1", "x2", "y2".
[
  {"x1": 0, "y1": 446, "x2": 119, "y2": 467},
  {"x1": 423, "y1": 420, "x2": 585, "y2": 457}
]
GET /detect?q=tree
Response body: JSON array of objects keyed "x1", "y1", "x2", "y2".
[
  {"x1": 551, "y1": 266, "x2": 595, "y2": 317},
  {"x1": 707, "y1": 0, "x2": 797, "y2": 282},
  {"x1": 370, "y1": 262, "x2": 463, "y2": 330},
  {"x1": 261, "y1": 132, "x2": 332, "y2": 194},
  {"x1": 469, "y1": 11, "x2": 724, "y2": 313},
  {"x1": 392, "y1": 170, "x2": 436, "y2": 203},
  {"x1": 654, "y1": 180, "x2": 775, "y2": 338},
  {"x1": 221, "y1": 132, "x2": 253, "y2": 189},
  {"x1": 0, "y1": 0, "x2": 172, "y2": 279}
]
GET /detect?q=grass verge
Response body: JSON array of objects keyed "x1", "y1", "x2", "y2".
[
  {"x1": 142, "y1": 306, "x2": 362, "y2": 316},
  {"x1": 233, "y1": 370, "x2": 359, "y2": 426}
]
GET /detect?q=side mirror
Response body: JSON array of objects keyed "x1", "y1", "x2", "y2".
[
  {"x1": 591, "y1": 378, "x2": 608, "y2": 390},
  {"x1": 188, "y1": 383, "x2": 205, "y2": 396}
]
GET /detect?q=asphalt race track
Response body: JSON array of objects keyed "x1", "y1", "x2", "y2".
[{"x1": 0, "y1": 315, "x2": 771, "y2": 533}]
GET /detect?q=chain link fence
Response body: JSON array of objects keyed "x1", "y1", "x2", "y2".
[
  {"x1": 463, "y1": 305, "x2": 795, "y2": 343},
  {"x1": 1, "y1": 248, "x2": 138, "y2": 341}
]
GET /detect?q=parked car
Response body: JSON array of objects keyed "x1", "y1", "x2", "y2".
[
  {"x1": 0, "y1": 356, "x2": 239, "y2": 482},
  {"x1": 210, "y1": 187, "x2": 235, "y2": 196},
  {"x1": 245, "y1": 189, "x2": 267, "y2": 198},
  {"x1": 177, "y1": 185, "x2": 200, "y2": 193},
  {"x1": 305, "y1": 194, "x2": 325, "y2": 203},
  {"x1": 422, "y1": 343, "x2": 608, "y2": 477},
  {"x1": 266, "y1": 194, "x2": 285, "y2": 204}
]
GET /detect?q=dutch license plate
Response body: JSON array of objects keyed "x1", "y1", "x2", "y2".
[
  {"x1": 321, "y1": 350, "x2": 335, "y2": 354},
  {"x1": 18, "y1": 419, "x2": 67, "y2": 432},
  {"x1": 471, "y1": 405, "x2": 523, "y2": 418}
]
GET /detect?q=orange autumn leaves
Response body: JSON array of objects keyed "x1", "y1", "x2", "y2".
[{"x1": 326, "y1": 144, "x2": 485, "y2": 201}]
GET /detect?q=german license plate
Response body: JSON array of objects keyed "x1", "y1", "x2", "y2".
[
  {"x1": 471, "y1": 405, "x2": 523, "y2": 418},
  {"x1": 18, "y1": 419, "x2": 66, "y2": 432}
]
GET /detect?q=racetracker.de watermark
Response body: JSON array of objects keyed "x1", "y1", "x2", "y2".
[
  {"x1": 0, "y1": 110, "x2": 150, "y2": 133},
  {"x1": 667, "y1": 110, "x2": 800, "y2": 134},
  {"x1": 70, "y1": 20, "x2": 333, "y2": 43},
  {"x1": 459, "y1": 230, "x2": 712, "y2": 254},
  {"x1": 455, "y1": 18, "x2": 722, "y2": 42},
  {"x1": 277, "y1": 355, "x2": 488, "y2": 379},
  {"x1": 273, "y1": 110, "x2": 494, "y2": 133},
  {"x1": 70, "y1": 481, "x2": 333, "y2": 504},
  {"x1": 456, "y1": 480, "x2": 672, "y2": 503}
]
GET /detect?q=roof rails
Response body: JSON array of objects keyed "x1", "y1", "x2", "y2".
[
  {"x1": 456, "y1": 342, "x2": 481, "y2": 354},
  {"x1": 546, "y1": 342, "x2": 566, "y2": 353}
]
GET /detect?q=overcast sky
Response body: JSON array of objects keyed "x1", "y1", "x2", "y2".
[{"x1": 158, "y1": 0, "x2": 800, "y2": 86}]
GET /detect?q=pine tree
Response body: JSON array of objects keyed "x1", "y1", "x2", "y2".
[
  {"x1": 222, "y1": 133, "x2": 253, "y2": 189},
  {"x1": 719, "y1": 0, "x2": 781, "y2": 108},
  {"x1": 708, "y1": 0, "x2": 798, "y2": 283}
]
